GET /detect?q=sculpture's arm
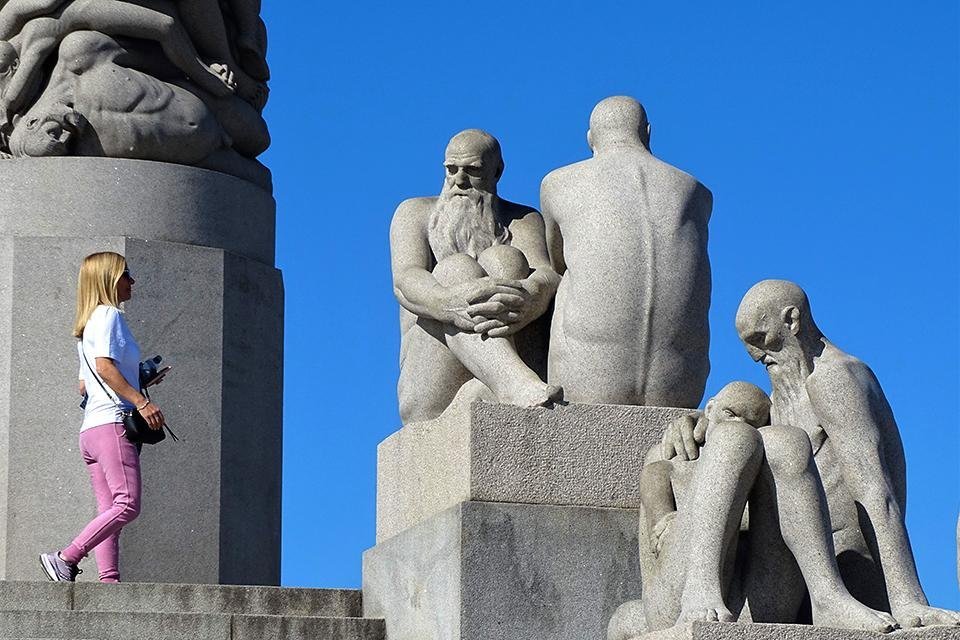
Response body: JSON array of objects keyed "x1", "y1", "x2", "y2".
[
  {"x1": 0, "y1": 17, "x2": 60, "y2": 119},
  {"x1": 480, "y1": 210, "x2": 560, "y2": 338},
  {"x1": 539, "y1": 178, "x2": 566, "y2": 275},
  {"x1": 390, "y1": 199, "x2": 523, "y2": 333},
  {"x1": 0, "y1": 0, "x2": 69, "y2": 40},
  {"x1": 806, "y1": 365, "x2": 927, "y2": 611}
]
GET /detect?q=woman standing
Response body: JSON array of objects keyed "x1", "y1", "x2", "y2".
[{"x1": 39, "y1": 252, "x2": 165, "y2": 583}]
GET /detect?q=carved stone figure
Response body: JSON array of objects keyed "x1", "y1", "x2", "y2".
[
  {"x1": 0, "y1": 0, "x2": 269, "y2": 185},
  {"x1": 540, "y1": 96, "x2": 711, "y2": 408},
  {"x1": 611, "y1": 382, "x2": 901, "y2": 639},
  {"x1": 734, "y1": 279, "x2": 960, "y2": 628},
  {"x1": 390, "y1": 129, "x2": 562, "y2": 424},
  {"x1": 7, "y1": 31, "x2": 270, "y2": 189}
]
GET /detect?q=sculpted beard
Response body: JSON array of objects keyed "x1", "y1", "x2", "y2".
[
  {"x1": 766, "y1": 346, "x2": 810, "y2": 426},
  {"x1": 428, "y1": 187, "x2": 510, "y2": 261}
]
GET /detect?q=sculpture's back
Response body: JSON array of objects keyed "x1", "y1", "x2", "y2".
[{"x1": 542, "y1": 96, "x2": 711, "y2": 408}]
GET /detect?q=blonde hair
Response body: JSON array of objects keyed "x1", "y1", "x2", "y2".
[{"x1": 73, "y1": 252, "x2": 126, "y2": 338}]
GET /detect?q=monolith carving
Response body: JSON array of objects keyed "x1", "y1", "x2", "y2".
[
  {"x1": 0, "y1": 0, "x2": 270, "y2": 188},
  {"x1": 540, "y1": 96, "x2": 711, "y2": 408},
  {"x1": 390, "y1": 129, "x2": 562, "y2": 423}
]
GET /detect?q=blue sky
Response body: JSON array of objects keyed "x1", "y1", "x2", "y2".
[{"x1": 262, "y1": 2, "x2": 959, "y2": 607}]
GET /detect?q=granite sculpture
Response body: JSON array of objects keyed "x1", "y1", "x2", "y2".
[
  {"x1": 733, "y1": 279, "x2": 960, "y2": 629},
  {"x1": 390, "y1": 129, "x2": 562, "y2": 423},
  {"x1": 612, "y1": 381, "x2": 901, "y2": 639},
  {"x1": 540, "y1": 96, "x2": 711, "y2": 408},
  {"x1": 0, "y1": 0, "x2": 270, "y2": 187}
]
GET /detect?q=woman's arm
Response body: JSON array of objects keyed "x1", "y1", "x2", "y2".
[{"x1": 95, "y1": 356, "x2": 165, "y2": 430}]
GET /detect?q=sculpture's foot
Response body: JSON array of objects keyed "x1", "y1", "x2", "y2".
[
  {"x1": 812, "y1": 594, "x2": 898, "y2": 633},
  {"x1": 678, "y1": 602, "x2": 734, "y2": 624},
  {"x1": 502, "y1": 380, "x2": 563, "y2": 409},
  {"x1": 891, "y1": 603, "x2": 960, "y2": 628}
]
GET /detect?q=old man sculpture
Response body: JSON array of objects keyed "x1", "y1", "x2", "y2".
[{"x1": 390, "y1": 129, "x2": 562, "y2": 423}]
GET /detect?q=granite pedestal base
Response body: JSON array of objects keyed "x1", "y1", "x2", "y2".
[
  {"x1": 376, "y1": 402, "x2": 690, "y2": 541},
  {"x1": 631, "y1": 622, "x2": 960, "y2": 640},
  {"x1": 0, "y1": 158, "x2": 282, "y2": 585},
  {"x1": 366, "y1": 403, "x2": 690, "y2": 639},
  {"x1": 363, "y1": 500, "x2": 642, "y2": 640}
]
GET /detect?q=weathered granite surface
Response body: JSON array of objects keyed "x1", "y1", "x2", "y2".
[
  {"x1": 376, "y1": 401, "x2": 689, "y2": 541},
  {"x1": 625, "y1": 622, "x2": 960, "y2": 640},
  {"x1": 363, "y1": 500, "x2": 641, "y2": 640}
]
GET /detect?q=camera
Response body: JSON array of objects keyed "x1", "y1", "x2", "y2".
[{"x1": 139, "y1": 355, "x2": 163, "y2": 388}]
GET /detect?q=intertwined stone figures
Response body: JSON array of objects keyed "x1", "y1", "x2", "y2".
[{"x1": 0, "y1": 0, "x2": 270, "y2": 188}]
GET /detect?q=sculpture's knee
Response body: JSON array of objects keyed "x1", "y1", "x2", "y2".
[
  {"x1": 759, "y1": 425, "x2": 812, "y2": 477},
  {"x1": 707, "y1": 421, "x2": 763, "y2": 463},
  {"x1": 478, "y1": 244, "x2": 530, "y2": 280},
  {"x1": 432, "y1": 253, "x2": 486, "y2": 286}
]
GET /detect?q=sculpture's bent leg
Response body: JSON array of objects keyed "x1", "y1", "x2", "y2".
[
  {"x1": 434, "y1": 251, "x2": 560, "y2": 409},
  {"x1": 678, "y1": 421, "x2": 762, "y2": 624},
  {"x1": 749, "y1": 426, "x2": 897, "y2": 633}
]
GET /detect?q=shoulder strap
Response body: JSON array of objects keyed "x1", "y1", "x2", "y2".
[{"x1": 79, "y1": 341, "x2": 123, "y2": 410}]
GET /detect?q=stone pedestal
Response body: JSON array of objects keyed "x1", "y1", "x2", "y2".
[
  {"x1": 633, "y1": 621, "x2": 960, "y2": 640},
  {"x1": 364, "y1": 402, "x2": 689, "y2": 640},
  {"x1": 0, "y1": 158, "x2": 282, "y2": 585}
]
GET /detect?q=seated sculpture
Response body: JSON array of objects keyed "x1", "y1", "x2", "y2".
[
  {"x1": 615, "y1": 381, "x2": 899, "y2": 638},
  {"x1": 6, "y1": 30, "x2": 271, "y2": 190},
  {"x1": 735, "y1": 280, "x2": 960, "y2": 628},
  {"x1": 540, "y1": 96, "x2": 711, "y2": 408},
  {"x1": 390, "y1": 129, "x2": 562, "y2": 423}
]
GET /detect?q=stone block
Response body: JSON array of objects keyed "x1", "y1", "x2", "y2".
[
  {"x1": 376, "y1": 402, "x2": 689, "y2": 541},
  {"x1": 0, "y1": 236, "x2": 282, "y2": 584},
  {"x1": 362, "y1": 500, "x2": 641, "y2": 640},
  {"x1": 637, "y1": 622, "x2": 960, "y2": 640},
  {"x1": 0, "y1": 158, "x2": 275, "y2": 264}
]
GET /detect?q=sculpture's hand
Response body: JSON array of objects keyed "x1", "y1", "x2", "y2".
[
  {"x1": 466, "y1": 289, "x2": 532, "y2": 337},
  {"x1": 439, "y1": 278, "x2": 526, "y2": 331},
  {"x1": 661, "y1": 413, "x2": 707, "y2": 461},
  {"x1": 652, "y1": 511, "x2": 677, "y2": 556}
]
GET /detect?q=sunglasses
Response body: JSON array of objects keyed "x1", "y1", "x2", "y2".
[{"x1": 121, "y1": 268, "x2": 134, "y2": 280}]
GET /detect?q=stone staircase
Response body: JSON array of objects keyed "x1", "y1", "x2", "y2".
[{"x1": 0, "y1": 581, "x2": 385, "y2": 640}]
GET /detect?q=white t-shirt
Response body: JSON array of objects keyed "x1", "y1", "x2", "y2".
[{"x1": 77, "y1": 305, "x2": 141, "y2": 432}]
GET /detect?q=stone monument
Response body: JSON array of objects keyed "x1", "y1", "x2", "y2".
[{"x1": 0, "y1": 0, "x2": 279, "y2": 585}]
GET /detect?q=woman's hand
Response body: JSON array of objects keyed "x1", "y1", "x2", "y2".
[{"x1": 139, "y1": 401, "x2": 165, "y2": 430}]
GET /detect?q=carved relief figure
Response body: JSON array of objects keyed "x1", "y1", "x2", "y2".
[
  {"x1": 0, "y1": 0, "x2": 269, "y2": 182},
  {"x1": 7, "y1": 30, "x2": 270, "y2": 189},
  {"x1": 541, "y1": 96, "x2": 711, "y2": 408},
  {"x1": 390, "y1": 129, "x2": 562, "y2": 423}
]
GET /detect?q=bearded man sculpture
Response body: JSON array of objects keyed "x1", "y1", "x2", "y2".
[
  {"x1": 735, "y1": 279, "x2": 960, "y2": 629},
  {"x1": 390, "y1": 129, "x2": 562, "y2": 424}
]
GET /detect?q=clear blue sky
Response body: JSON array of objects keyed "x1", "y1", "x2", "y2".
[{"x1": 261, "y1": 1, "x2": 959, "y2": 607}]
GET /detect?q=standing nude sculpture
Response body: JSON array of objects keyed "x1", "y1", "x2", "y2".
[
  {"x1": 735, "y1": 279, "x2": 960, "y2": 628},
  {"x1": 540, "y1": 96, "x2": 711, "y2": 408},
  {"x1": 6, "y1": 30, "x2": 270, "y2": 189},
  {"x1": 390, "y1": 129, "x2": 562, "y2": 423},
  {"x1": 610, "y1": 382, "x2": 900, "y2": 640}
]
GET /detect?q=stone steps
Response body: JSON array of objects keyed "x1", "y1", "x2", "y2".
[{"x1": 0, "y1": 581, "x2": 385, "y2": 640}]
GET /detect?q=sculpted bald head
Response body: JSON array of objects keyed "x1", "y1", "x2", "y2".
[
  {"x1": 736, "y1": 279, "x2": 821, "y2": 366},
  {"x1": 444, "y1": 129, "x2": 504, "y2": 187},
  {"x1": 705, "y1": 381, "x2": 771, "y2": 428},
  {"x1": 588, "y1": 96, "x2": 650, "y2": 152}
]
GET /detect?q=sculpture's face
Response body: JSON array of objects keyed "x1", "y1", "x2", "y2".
[
  {"x1": 442, "y1": 151, "x2": 498, "y2": 197},
  {"x1": 9, "y1": 103, "x2": 80, "y2": 158},
  {"x1": 0, "y1": 42, "x2": 18, "y2": 82},
  {"x1": 705, "y1": 384, "x2": 770, "y2": 429},
  {"x1": 736, "y1": 310, "x2": 789, "y2": 369}
]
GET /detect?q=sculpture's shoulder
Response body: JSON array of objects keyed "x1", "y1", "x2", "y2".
[
  {"x1": 647, "y1": 154, "x2": 712, "y2": 206},
  {"x1": 498, "y1": 197, "x2": 540, "y2": 224},
  {"x1": 392, "y1": 196, "x2": 436, "y2": 220},
  {"x1": 807, "y1": 345, "x2": 874, "y2": 400},
  {"x1": 541, "y1": 158, "x2": 593, "y2": 196}
]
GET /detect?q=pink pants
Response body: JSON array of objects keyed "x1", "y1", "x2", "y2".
[{"x1": 61, "y1": 422, "x2": 141, "y2": 582}]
